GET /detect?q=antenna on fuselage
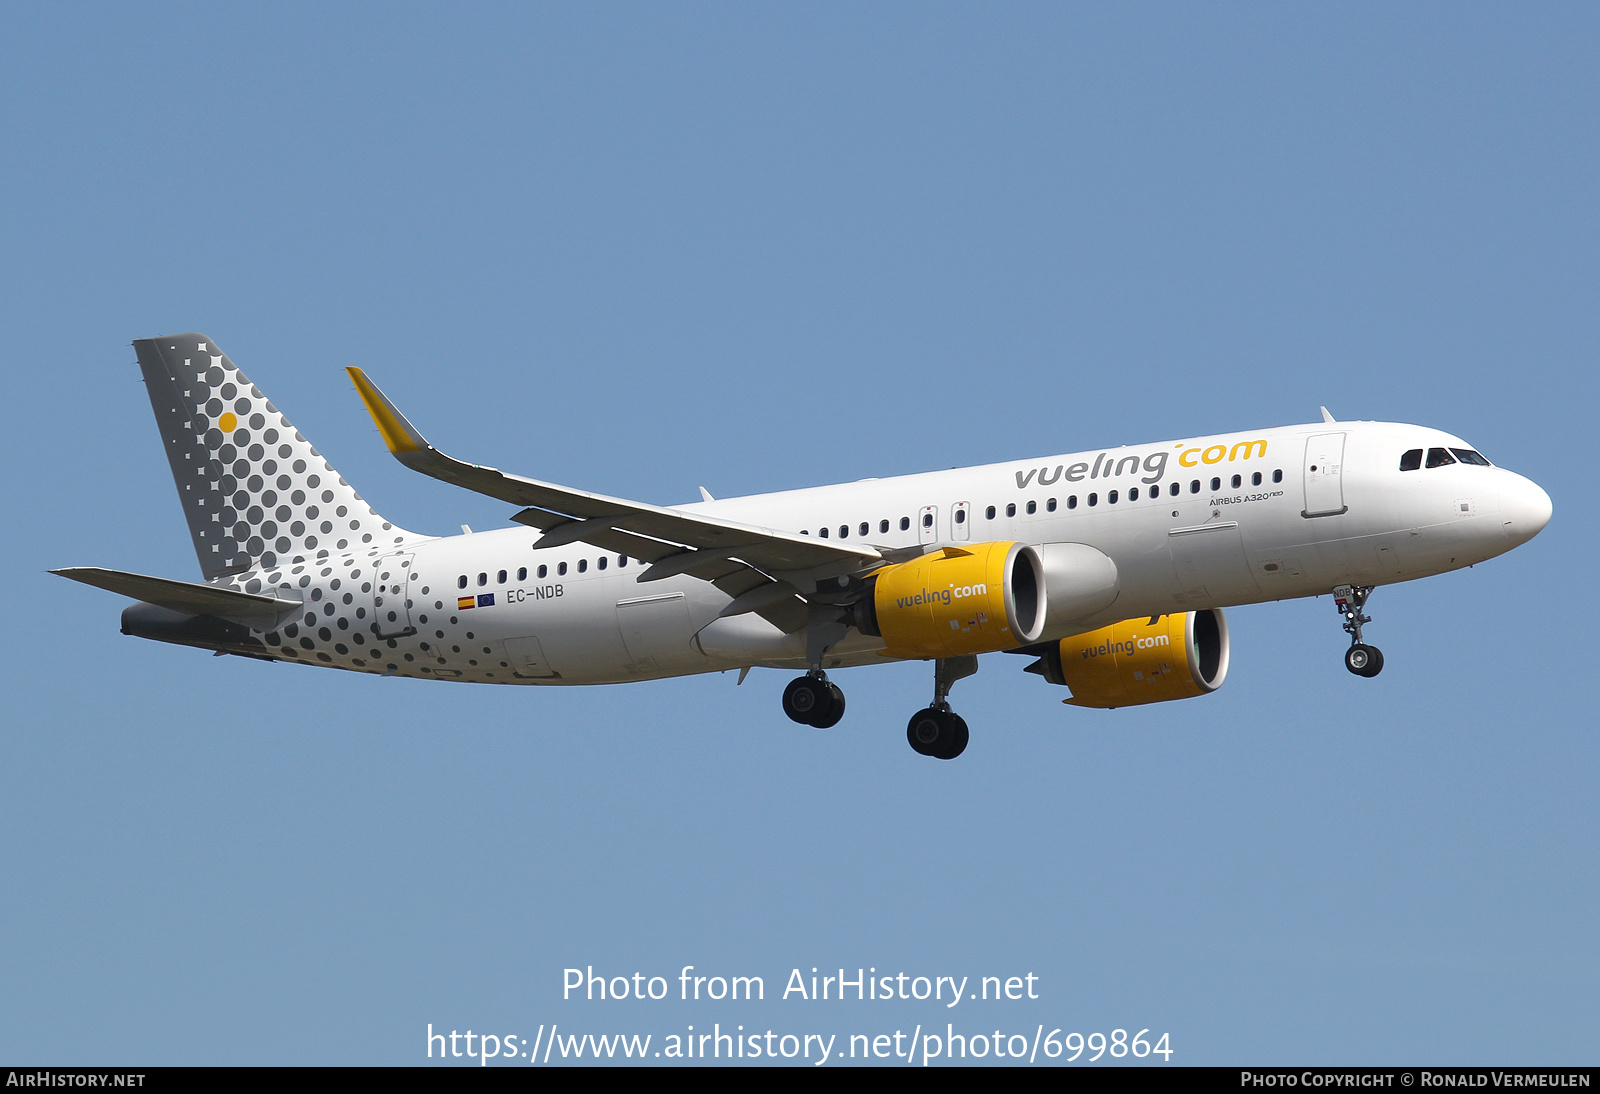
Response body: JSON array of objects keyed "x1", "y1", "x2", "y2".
[{"x1": 1320, "y1": 406, "x2": 1337, "y2": 424}]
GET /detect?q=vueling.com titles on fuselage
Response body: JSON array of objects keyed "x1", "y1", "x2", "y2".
[{"x1": 1014, "y1": 438, "x2": 1270, "y2": 489}]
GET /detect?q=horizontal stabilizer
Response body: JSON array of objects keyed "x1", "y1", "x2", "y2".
[{"x1": 52, "y1": 567, "x2": 301, "y2": 623}]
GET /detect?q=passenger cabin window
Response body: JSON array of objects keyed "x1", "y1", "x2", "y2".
[
  {"x1": 1210, "y1": 477, "x2": 1221, "y2": 491},
  {"x1": 618, "y1": 556, "x2": 627, "y2": 567},
  {"x1": 955, "y1": 509, "x2": 966, "y2": 524},
  {"x1": 578, "y1": 559, "x2": 587, "y2": 573},
  {"x1": 1088, "y1": 493, "x2": 1098, "y2": 506},
  {"x1": 986, "y1": 506, "x2": 996, "y2": 519},
  {"x1": 497, "y1": 570, "x2": 507, "y2": 584},
  {"x1": 922, "y1": 513, "x2": 933, "y2": 528},
  {"x1": 1170, "y1": 482, "x2": 1180, "y2": 496},
  {"x1": 879, "y1": 520, "x2": 889, "y2": 533},
  {"x1": 1231, "y1": 475, "x2": 1241, "y2": 489},
  {"x1": 557, "y1": 562, "x2": 567, "y2": 575},
  {"x1": 457, "y1": 575, "x2": 468, "y2": 589},
  {"x1": 1272, "y1": 469, "x2": 1283, "y2": 483},
  {"x1": 597, "y1": 557, "x2": 607, "y2": 570},
  {"x1": 1046, "y1": 498, "x2": 1057, "y2": 512},
  {"x1": 1006, "y1": 503, "x2": 1016, "y2": 517},
  {"x1": 900, "y1": 517, "x2": 911, "y2": 531},
  {"x1": 1025, "y1": 501, "x2": 1036, "y2": 514},
  {"x1": 1067, "y1": 496, "x2": 1078, "y2": 509},
  {"x1": 1451, "y1": 448, "x2": 1492, "y2": 466},
  {"x1": 819, "y1": 527, "x2": 829, "y2": 538},
  {"x1": 838, "y1": 525, "x2": 848, "y2": 538},
  {"x1": 859, "y1": 522, "x2": 869, "y2": 536},
  {"x1": 538, "y1": 565, "x2": 548, "y2": 579},
  {"x1": 1190, "y1": 480, "x2": 1200, "y2": 493},
  {"x1": 477, "y1": 572, "x2": 487, "y2": 586},
  {"x1": 1400, "y1": 449, "x2": 1423, "y2": 471},
  {"x1": 1252, "y1": 472, "x2": 1262, "y2": 486},
  {"x1": 1129, "y1": 487, "x2": 1139, "y2": 500},
  {"x1": 1426, "y1": 447, "x2": 1456, "y2": 468},
  {"x1": 518, "y1": 567, "x2": 527, "y2": 580}
]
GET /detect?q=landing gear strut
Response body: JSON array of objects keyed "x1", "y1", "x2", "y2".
[
  {"x1": 1334, "y1": 584, "x2": 1384, "y2": 678},
  {"x1": 906, "y1": 655, "x2": 977, "y2": 759},
  {"x1": 782, "y1": 671, "x2": 845, "y2": 729}
]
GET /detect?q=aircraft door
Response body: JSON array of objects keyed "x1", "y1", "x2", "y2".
[
  {"x1": 918, "y1": 505, "x2": 939, "y2": 544},
  {"x1": 951, "y1": 501, "x2": 971, "y2": 541},
  {"x1": 1303, "y1": 433, "x2": 1348, "y2": 517},
  {"x1": 373, "y1": 552, "x2": 417, "y2": 637}
]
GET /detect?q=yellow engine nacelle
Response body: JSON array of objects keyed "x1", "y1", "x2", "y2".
[
  {"x1": 1026, "y1": 609, "x2": 1229, "y2": 708},
  {"x1": 856, "y1": 542, "x2": 1047, "y2": 659}
]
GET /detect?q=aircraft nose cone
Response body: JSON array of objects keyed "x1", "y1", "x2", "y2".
[{"x1": 1501, "y1": 474, "x2": 1552, "y2": 545}]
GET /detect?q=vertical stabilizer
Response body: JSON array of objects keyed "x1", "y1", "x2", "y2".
[{"x1": 133, "y1": 333, "x2": 416, "y2": 580}]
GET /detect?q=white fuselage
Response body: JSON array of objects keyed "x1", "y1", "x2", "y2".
[{"x1": 239, "y1": 419, "x2": 1549, "y2": 685}]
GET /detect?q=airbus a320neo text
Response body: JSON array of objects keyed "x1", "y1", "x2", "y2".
[{"x1": 57, "y1": 335, "x2": 1552, "y2": 759}]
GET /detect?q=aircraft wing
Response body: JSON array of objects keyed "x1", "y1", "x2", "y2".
[
  {"x1": 52, "y1": 566, "x2": 302, "y2": 624},
  {"x1": 347, "y1": 369, "x2": 881, "y2": 631}
]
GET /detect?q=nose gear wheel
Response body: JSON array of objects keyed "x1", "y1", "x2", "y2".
[{"x1": 1345, "y1": 643, "x2": 1384, "y2": 677}]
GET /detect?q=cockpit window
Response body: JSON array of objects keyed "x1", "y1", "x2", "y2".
[
  {"x1": 1399, "y1": 449, "x2": 1423, "y2": 471},
  {"x1": 1450, "y1": 448, "x2": 1492, "y2": 466},
  {"x1": 1425, "y1": 447, "x2": 1456, "y2": 468}
]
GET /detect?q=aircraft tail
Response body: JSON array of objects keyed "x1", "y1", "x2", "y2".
[{"x1": 133, "y1": 333, "x2": 416, "y2": 580}]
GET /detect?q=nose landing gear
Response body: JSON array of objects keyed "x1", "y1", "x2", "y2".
[
  {"x1": 782, "y1": 672, "x2": 846, "y2": 728},
  {"x1": 1334, "y1": 585, "x2": 1384, "y2": 678}
]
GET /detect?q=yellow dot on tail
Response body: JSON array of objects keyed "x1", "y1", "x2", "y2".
[{"x1": 218, "y1": 412, "x2": 237, "y2": 432}]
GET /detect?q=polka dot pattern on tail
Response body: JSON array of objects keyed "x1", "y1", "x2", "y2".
[{"x1": 133, "y1": 333, "x2": 418, "y2": 581}]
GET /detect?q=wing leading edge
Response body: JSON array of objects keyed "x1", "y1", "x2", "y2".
[{"x1": 346, "y1": 369, "x2": 884, "y2": 632}]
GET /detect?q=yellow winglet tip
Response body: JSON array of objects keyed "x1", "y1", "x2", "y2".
[{"x1": 345, "y1": 367, "x2": 424, "y2": 454}]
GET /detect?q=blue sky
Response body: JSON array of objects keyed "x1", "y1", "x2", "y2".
[{"x1": 1, "y1": 4, "x2": 1594, "y2": 1064}]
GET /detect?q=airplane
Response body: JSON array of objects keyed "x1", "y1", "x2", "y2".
[{"x1": 55, "y1": 334, "x2": 1552, "y2": 759}]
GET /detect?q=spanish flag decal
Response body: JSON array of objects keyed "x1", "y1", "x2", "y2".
[{"x1": 457, "y1": 596, "x2": 475, "y2": 610}]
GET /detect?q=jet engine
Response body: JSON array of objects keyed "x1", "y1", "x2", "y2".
[
  {"x1": 1034, "y1": 542, "x2": 1121, "y2": 632},
  {"x1": 854, "y1": 542, "x2": 1047, "y2": 659},
  {"x1": 1024, "y1": 609, "x2": 1229, "y2": 708}
]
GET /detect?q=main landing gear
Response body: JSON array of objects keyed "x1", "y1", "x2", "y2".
[
  {"x1": 906, "y1": 655, "x2": 978, "y2": 760},
  {"x1": 779, "y1": 656, "x2": 978, "y2": 760},
  {"x1": 782, "y1": 671, "x2": 846, "y2": 729},
  {"x1": 907, "y1": 708, "x2": 968, "y2": 760},
  {"x1": 1334, "y1": 584, "x2": 1384, "y2": 678}
]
